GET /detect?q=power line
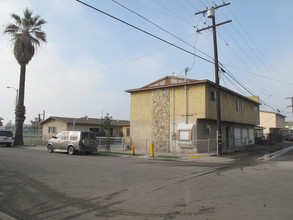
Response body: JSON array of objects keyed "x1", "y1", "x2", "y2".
[
  {"x1": 221, "y1": 66, "x2": 282, "y2": 113},
  {"x1": 217, "y1": 7, "x2": 290, "y2": 95},
  {"x1": 227, "y1": 6, "x2": 286, "y2": 83},
  {"x1": 76, "y1": 0, "x2": 215, "y2": 65},
  {"x1": 112, "y1": 0, "x2": 215, "y2": 64}
]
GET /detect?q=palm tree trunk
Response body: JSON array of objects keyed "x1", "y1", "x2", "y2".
[{"x1": 14, "y1": 63, "x2": 26, "y2": 145}]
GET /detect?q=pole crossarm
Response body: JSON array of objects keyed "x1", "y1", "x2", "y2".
[{"x1": 196, "y1": 20, "x2": 232, "y2": 32}]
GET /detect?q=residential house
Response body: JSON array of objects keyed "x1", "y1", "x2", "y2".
[
  {"x1": 41, "y1": 116, "x2": 130, "y2": 141},
  {"x1": 125, "y1": 76, "x2": 260, "y2": 153},
  {"x1": 259, "y1": 110, "x2": 286, "y2": 135},
  {"x1": 285, "y1": 121, "x2": 293, "y2": 130}
]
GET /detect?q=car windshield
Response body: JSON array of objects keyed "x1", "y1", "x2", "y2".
[
  {"x1": 81, "y1": 132, "x2": 96, "y2": 140},
  {"x1": 0, "y1": 131, "x2": 13, "y2": 137}
]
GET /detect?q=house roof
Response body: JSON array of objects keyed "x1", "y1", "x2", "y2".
[
  {"x1": 125, "y1": 75, "x2": 260, "y2": 104},
  {"x1": 41, "y1": 116, "x2": 130, "y2": 126},
  {"x1": 260, "y1": 110, "x2": 286, "y2": 118}
]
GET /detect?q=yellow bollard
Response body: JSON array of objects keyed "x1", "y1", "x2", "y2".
[
  {"x1": 131, "y1": 146, "x2": 135, "y2": 155},
  {"x1": 150, "y1": 143, "x2": 154, "y2": 157}
]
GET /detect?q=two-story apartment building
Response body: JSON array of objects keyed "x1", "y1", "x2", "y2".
[{"x1": 125, "y1": 76, "x2": 260, "y2": 153}]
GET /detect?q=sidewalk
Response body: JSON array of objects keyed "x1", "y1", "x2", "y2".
[
  {"x1": 24, "y1": 142, "x2": 293, "y2": 163},
  {"x1": 101, "y1": 142, "x2": 293, "y2": 163}
]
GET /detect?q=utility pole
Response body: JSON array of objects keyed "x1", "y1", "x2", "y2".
[
  {"x1": 286, "y1": 97, "x2": 293, "y2": 119},
  {"x1": 195, "y1": 3, "x2": 231, "y2": 156},
  {"x1": 37, "y1": 110, "x2": 45, "y2": 141}
]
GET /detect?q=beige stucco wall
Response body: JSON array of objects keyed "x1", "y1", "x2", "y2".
[
  {"x1": 130, "y1": 91, "x2": 152, "y2": 149},
  {"x1": 42, "y1": 119, "x2": 67, "y2": 140},
  {"x1": 129, "y1": 83, "x2": 260, "y2": 153},
  {"x1": 260, "y1": 111, "x2": 285, "y2": 134},
  {"x1": 205, "y1": 85, "x2": 260, "y2": 125},
  {"x1": 130, "y1": 85, "x2": 207, "y2": 152},
  {"x1": 260, "y1": 111, "x2": 275, "y2": 134},
  {"x1": 276, "y1": 114, "x2": 285, "y2": 129}
]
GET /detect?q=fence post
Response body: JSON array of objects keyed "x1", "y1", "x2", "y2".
[
  {"x1": 208, "y1": 138, "x2": 210, "y2": 156},
  {"x1": 122, "y1": 137, "x2": 124, "y2": 150}
]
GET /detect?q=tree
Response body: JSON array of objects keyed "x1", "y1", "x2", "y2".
[
  {"x1": 4, "y1": 8, "x2": 47, "y2": 145},
  {"x1": 100, "y1": 113, "x2": 112, "y2": 152}
]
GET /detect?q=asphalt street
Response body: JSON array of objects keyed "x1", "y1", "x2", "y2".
[{"x1": 0, "y1": 146, "x2": 292, "y2": 220}]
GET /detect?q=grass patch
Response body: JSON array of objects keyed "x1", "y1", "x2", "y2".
[
  {"x1": 24, "y1": 141, "x2": 45, "y2": 146},
  {"x1": 96, "y1": 151, "x2": 144, "y2": 157},
  {"x1": 154, "y1": 155, "x2": 180, "y2": 159}
]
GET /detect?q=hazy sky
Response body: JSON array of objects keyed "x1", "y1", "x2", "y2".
[{"x1": 1, "y1": 0, "x2": 293, "y2": 126}]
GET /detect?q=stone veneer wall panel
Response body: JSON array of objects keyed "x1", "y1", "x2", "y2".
[{"x1": 151, "y1": 89, "x2": 170, "y2": 152}]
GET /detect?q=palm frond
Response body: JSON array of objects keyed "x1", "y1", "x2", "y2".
[
  {"x1": 23, "y1": 8, "x2": 33, "y2": 20},
  {"x1": 4, "y1": 24, "x2": 19, "y2": 35},
  {"x1": 4, "y1": 7, "x2": 47, "y2": 65},
  {"x1": 10, "y1": 13, "x2": 21, "y2": 25}
]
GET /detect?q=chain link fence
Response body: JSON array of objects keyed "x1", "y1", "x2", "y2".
[{"x1": 24, "y1": 133, "x2": 253, "y2": 155}]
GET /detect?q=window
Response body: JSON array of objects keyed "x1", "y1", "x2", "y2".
[
  {"x1": 254, "y1": 106, "x2": 258, "y2": 114},
  {"x1": 126, "y1": 128, "x2": 130, "y2": 136},
  {"x1": 241, "y1": 101, "x2": 244, "y2": 112},
  {"x1": 210, "y1": 91, "x2": 216, "y2": 102},
  {"x1": 70, "y1": 134, "x2": 78, "y2": 141},
  {"x1": 55, "y1": 132, "x2": 62, "y2": 139},
  {"x1": 61, "y1": 132, "x2": 69, "y2": 141},
  {"x1": 236, "y1": 100, "x2": 240, "y2": 112},
  {"x1": 225, "y1": 92, "x2": 229, "y2": 100},
  {"x1": 203, "y1": 125, "x2": 211, "y2": 136},
  {"x1": 48, "y1": 127, "x2": 56, "y2": 133}
]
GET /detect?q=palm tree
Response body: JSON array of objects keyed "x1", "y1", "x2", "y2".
[{"x1": 4, "y1": 8, "x2": 47, "y2": 145}]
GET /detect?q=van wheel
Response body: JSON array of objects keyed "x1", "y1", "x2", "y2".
[
  {"x1": 47, "y1": 145, "x2": 54, "y2": 153},
  {"x1": 68, "y1": 146, "x2": 75, "y2": 155}
]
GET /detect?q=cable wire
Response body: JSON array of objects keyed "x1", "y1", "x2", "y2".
[
  {"x1": 112, "y1": 0, "x2": 215, "y2": 62},
  {"x1": 76, "y1": 0, "x2": 215, "y2": 65}
]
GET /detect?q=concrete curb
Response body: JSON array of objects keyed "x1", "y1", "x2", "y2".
[{"x1": 260, "y1": 146, "x2": 293, "y2": 160}]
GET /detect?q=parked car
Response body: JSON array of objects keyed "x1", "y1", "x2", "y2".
[
  {"x1": 284, "y1": 134, "x2": 293, "y2": 141},
  {"x1": 47, "y1": 131, "x2": 97, "y2": 155},
  {"x1": 0, "y1": 130, "x2": 14, "y2": 147}
]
